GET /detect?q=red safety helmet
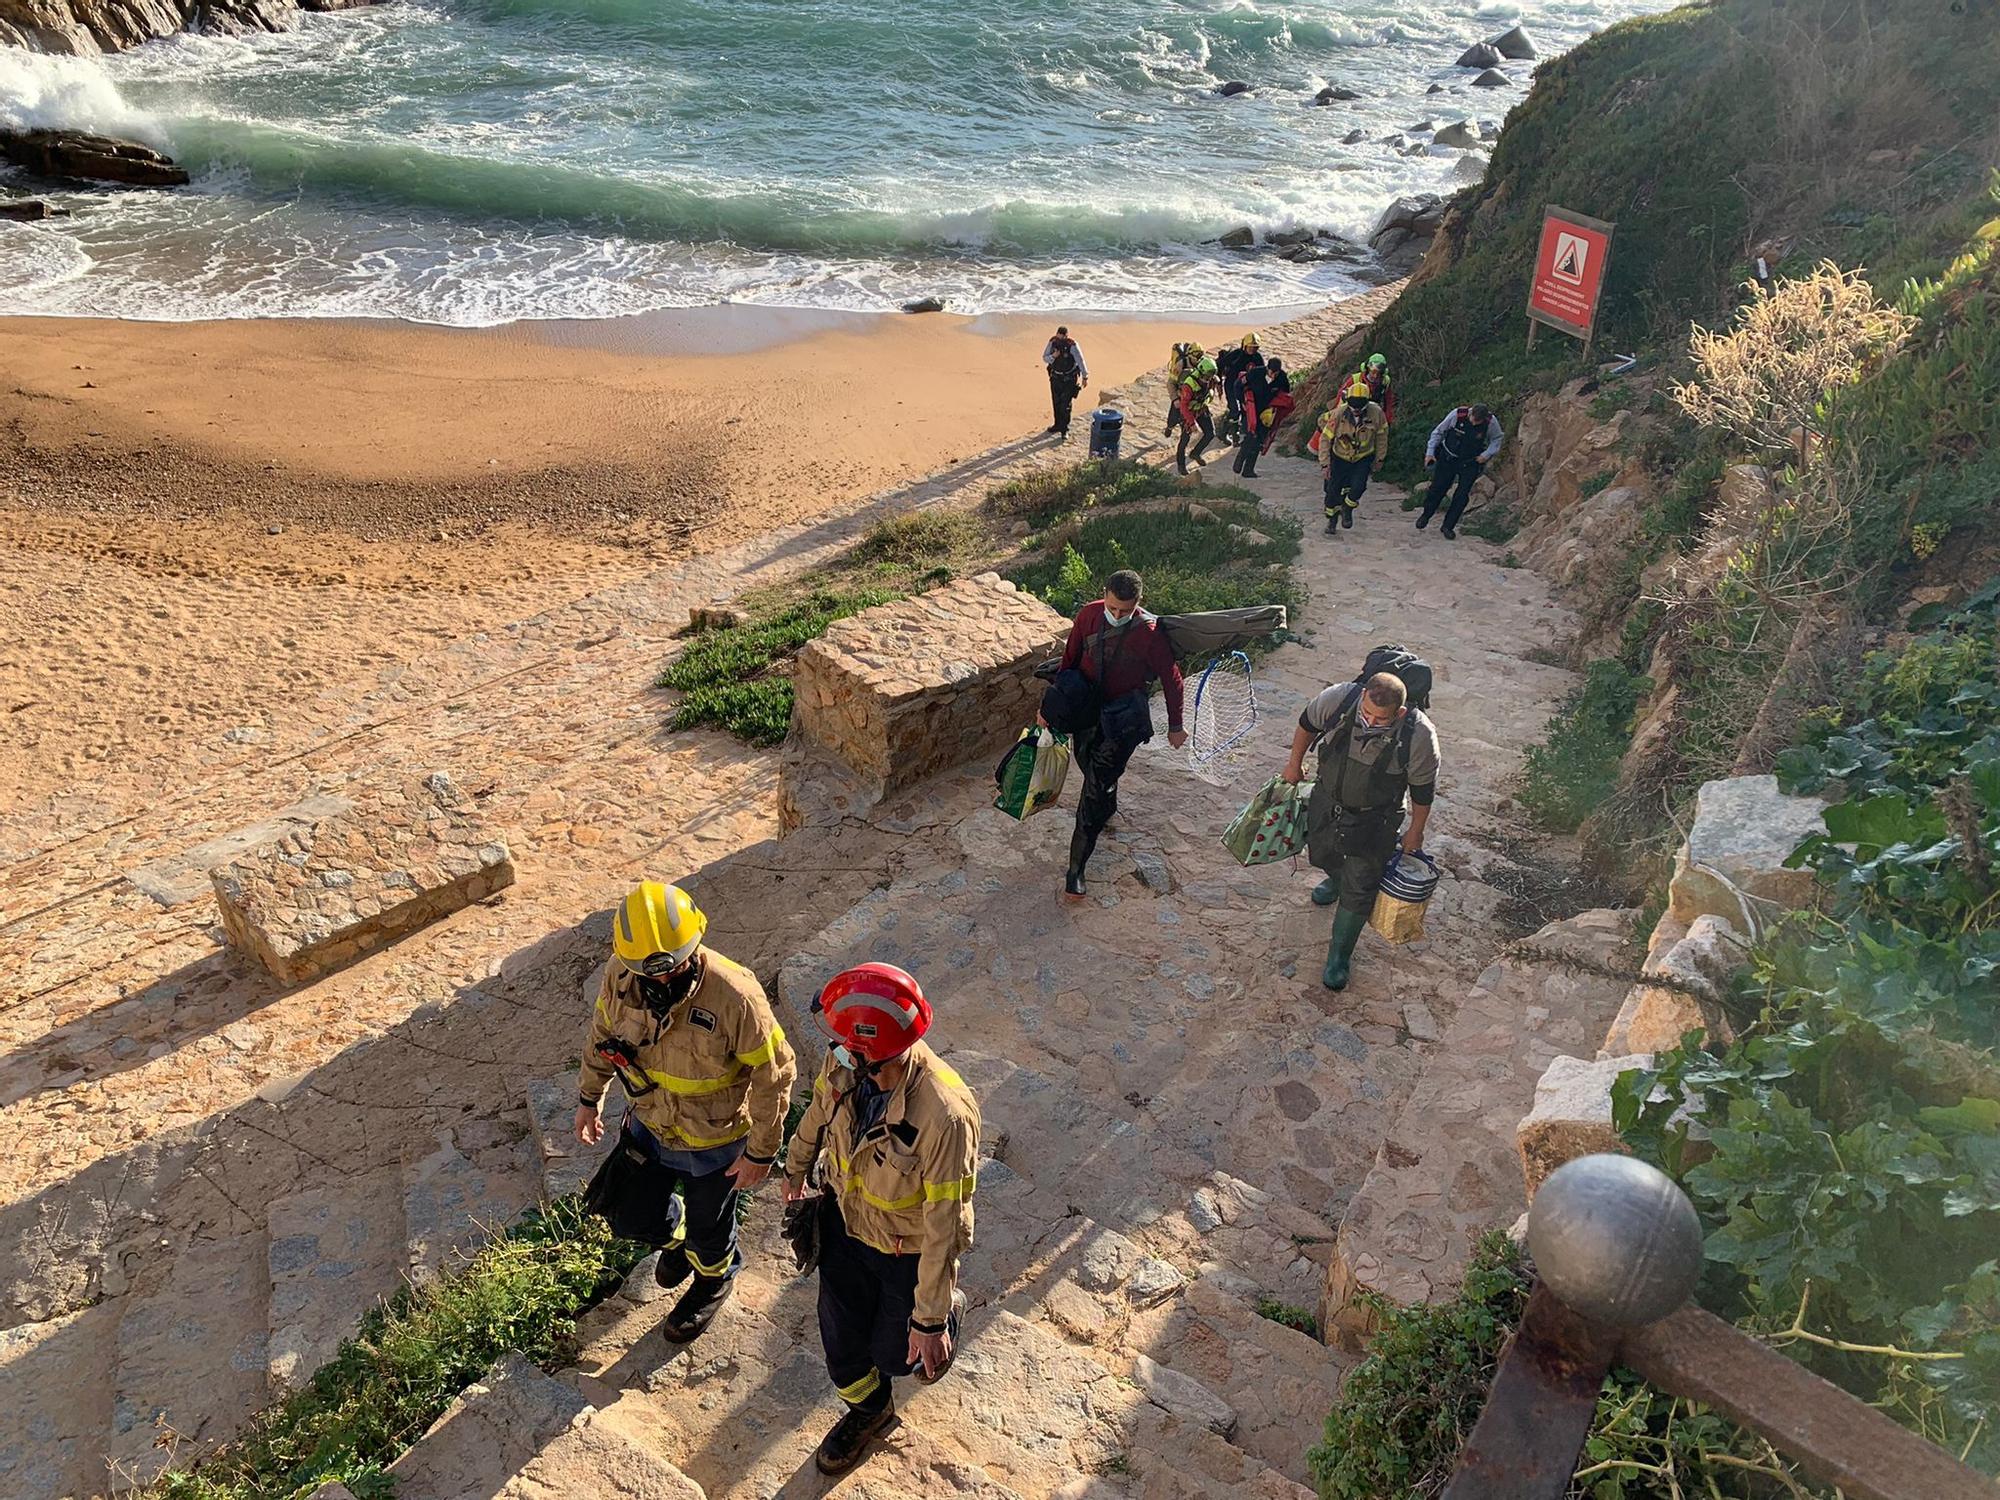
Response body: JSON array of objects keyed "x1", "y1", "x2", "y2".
[{"x1": 812, "y1": 962, "x2": 932, "y2": 1064}]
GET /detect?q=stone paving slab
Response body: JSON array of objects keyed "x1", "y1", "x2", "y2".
[
  {"x1": 402, "y1": 1119, "x2": 539, "y2": 1284},
  {"x1": 266, "y1": 1167, "x2": 406, "y2": 1391},
  {"x1": 107, "y1": 1230, "x2": 268, "y2": 1488},
  {"x1": 524, "y1": 1072, "x2": 627, "y2": 1202},
  {"x1": 122, "y1": 794, "x2": 354, "y2": 908},
  {"x1": 210, "y1": 770, "x2": 515, "y2": 986},
  {"x1": 0, "y1": 1304, "x2": 118, "y2": 1500}
]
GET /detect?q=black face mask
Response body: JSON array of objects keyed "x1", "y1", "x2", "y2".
[
  {"x1": 1347, "y1": 398, "x2": 1368, "y2": 413},
  {"x1": 636, "y1": 956, "x2": 702, "y2": 1020}
]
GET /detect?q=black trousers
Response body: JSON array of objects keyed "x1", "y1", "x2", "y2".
[
  {"x1": 1317, "y1": 833, "x2": 1398, "y2": 917},
  {"x1": 624, "y1": 1124, "x2": 742, "y2": 1281},
  {"x1": 1423, "y1": 457, "x2": 1483, "y2": 530},
  {"x1": 1232, "y1": 413, "x2": 1263, "y2": 474},
  {"x1": 1050, "y1": 374, "x2": 1078, "y2": 435},
  {"x1": 1067, "y1": 722, "x2": 1141, "y2": 876},
  {"x1": 1175, "y1": 407, "x2": 1214, "y2": 470},
  {"x1": 819, "y1": 1203, "x2": 922, "y2": 1413},
  {"x1": 1324, "y1": 456, "x2": 1374, "y2": 515}
]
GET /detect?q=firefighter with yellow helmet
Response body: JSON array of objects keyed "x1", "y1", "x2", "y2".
[
  {"x1": 1309, "y1": 376, "x2": 1389, "y2": 535},
  {"x1": 575, "y1": 881, "x2": 797, "y2": 1343}
]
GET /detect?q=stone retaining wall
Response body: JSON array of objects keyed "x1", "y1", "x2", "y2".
[
  {"x1": 210, "y1": 771, "x2": 515, "y2": 985},
  {"x1": 782, "y1": 572, "x2": 1067, "y2": 821}
]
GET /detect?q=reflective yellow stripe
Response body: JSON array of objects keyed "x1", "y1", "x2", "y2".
[
  {"x1": 594, "y1": 995, "x2": 613, "y2": 1025},
  {"x1": 736, "y1": 1024, "x2": 785, "y2": 1069},
  {"x1": 836, "y1": 1369, "x2": 882, "y2": 1405},
  {"x1": 642, "y1": 1063, "x2": 744, "y2": 1096},
  {"x1": 661, "y1": 1119, "x2": 752, "y2": 1149},
  {"x1": 688, "y1": 1247, "x2": 734, "y2": 1277},
  {"x1": 829, "y1": 1151, "x2": 925, "y2": 1212},
  {"x1": 930, "y1": 1062, "x2": 965, "y2": 1089},
  {"x1": 923, "y1": 1174, "x2": 976, "y2": 1203}
]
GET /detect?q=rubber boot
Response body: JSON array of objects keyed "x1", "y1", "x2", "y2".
[
  {"x1": 1321, "y1": 908, "x2": 1367, "y2": 992},
  {"x1": 1311, "y1": 876, "x2": 1338, "y2": 907},
  {"x1": 1341, "y1": 497, "x2": 1355, "y2": 529},
  {"x1": 1324, "y1": 515, "x2": 1339, "y2": 535},
  {"x1": 1065, "y1": 820, "x2": 1097, "y2": 900}
]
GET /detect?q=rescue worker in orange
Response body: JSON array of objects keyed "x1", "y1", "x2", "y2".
[
  {"x1": 575, "y1": 882, "x2": 797, "y2": 1343},
  {"x1": 784, "y1": 963, "x2": 981, "y2": 1476}
]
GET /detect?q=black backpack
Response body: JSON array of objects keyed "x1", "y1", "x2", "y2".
[{"x1": 1358, "y1": 645, "x2": 1433, "y2": 711}]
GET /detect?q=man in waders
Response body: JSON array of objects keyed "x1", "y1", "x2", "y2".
[
  {"x1": 784, "y1": 963, "x2": 981, "y2": 1476},
  {"x1": 1280, "y1": 673, "x2": 1440, "y2": 990},
  {"x1": 575, "y1": 881, "x2": 797, "y2": 1342},
  {"x1": 1044, "y1": 569, "x2": 1186, "y2": 900},
  {"x1": 1311, "y1": 377, "x2": 1388, "y2": 534}
]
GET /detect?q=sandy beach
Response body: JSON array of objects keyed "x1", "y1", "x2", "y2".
[{"x1": 0, "y1": 306, "x2": 1262, "y2": 834}]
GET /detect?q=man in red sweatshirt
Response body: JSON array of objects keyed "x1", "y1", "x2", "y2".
[{"x1": 1045, "y1": 569, "x2": 1186, "y2": 901}]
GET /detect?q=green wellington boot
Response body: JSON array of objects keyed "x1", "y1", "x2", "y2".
[
  {"x1": 1311, "y1": 877, "x2": 1338, "y2": 906},
  {"x1": 1322, "y1": 908, "x2": 1368, "y2": 992}
]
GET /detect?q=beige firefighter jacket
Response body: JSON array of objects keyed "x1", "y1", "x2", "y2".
[
  {"x1": 785, "y1": 1040, "x2": 980, "y2": 1329},
  {"x1": 1316, "y1": 401, "x2": 1389, "y2": 465},
  {"x1": 577, "y1": 950, "x2": 797, "y2": 1162}
]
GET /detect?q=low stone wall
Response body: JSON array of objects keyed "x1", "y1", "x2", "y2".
[
  {"x1": 210, "y1": 771, "x2": 515, "y2": 985},
  {"x1": 781, "y1": 571, "x2": 1067, "y2": 825}
]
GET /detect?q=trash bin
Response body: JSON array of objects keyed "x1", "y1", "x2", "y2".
[{"x1": 1087, "y1": 407, "x2": 1124, "y2": 460}]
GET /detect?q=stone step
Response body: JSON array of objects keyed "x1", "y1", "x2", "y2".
[
  {"x1": 401, "y1": 1117, "x2": 540, "y2": 1285},
  {"x1": 524, "y1": 1070, "x2": 626, "y2": 1202},
  {"x1": 0, "y1": 1303, "x2": 119, "y2": 1500},
  {"x1": 266, "y1": 1166, "x2": 407, "y2": 1393},
  {"x1": 107, "y1": 1230, "x2": 270, "y2": 1489},
  {"x1": 386, "y1": 1350, "x2": 706, "y2": 1500}
]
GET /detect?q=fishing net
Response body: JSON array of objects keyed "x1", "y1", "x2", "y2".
[{"x1": 1185, "y1": 650, "x2": 1259, "y2": 786}]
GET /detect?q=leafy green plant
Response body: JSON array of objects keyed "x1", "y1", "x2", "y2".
[
  {"x1": 1255, "y1": 1297, "x2": 1319, "y2": 1338},
  {"x1": 150, "y1": 1200, "x2": 645, "y2": 1500},
  {"x1": 660, "y1": 586, "x2": 898, "y2": 745},
  {"x1": 1579, "y1": 470, "x2": 1618, "y2": 501},
  {"x1": 1519, "y1": 661, "x2": 1648, "y2": 834}
]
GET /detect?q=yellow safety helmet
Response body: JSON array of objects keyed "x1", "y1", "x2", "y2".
[
  {"x1": 1344, "y1": 376, "x2": 1373, "y2": 400},
  {"x1": 1241, "y1": 333, "x2": 1259, "y2": 350},
  {"x1": 613, "y1": 881, "x2": 707, "y2": 977}
]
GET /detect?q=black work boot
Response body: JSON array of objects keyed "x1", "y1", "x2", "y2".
[
  {"x1": 1415, "y1": 508, "x2": 1434, "y2": 530},
  {"x1": 652, "y1": 1243, "x2": 691, "y2": 1291},
  {"x1": 660, "y1": 1273, "x2": 735, "y2": 1343},
  {"x1": 1065, "y1": 822, "x2": 1096, "y2": 901},
  {"x1": 816, "y1": 1398, "x2": 899, "y2": 1476},
  {"x1": 1324, "y1": 514, "x2": 1339, "y2": 535}
]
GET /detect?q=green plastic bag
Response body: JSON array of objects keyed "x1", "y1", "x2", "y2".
[
  {"x1": 1222, "y1": 776, "x2": 1311, "y2": 865},
  {"x1": 994, "y1": 727, "x2": 1071, "y2": 821}
]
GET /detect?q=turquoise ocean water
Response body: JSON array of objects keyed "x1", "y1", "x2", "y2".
[{"x1": 1, "y1": 0, "x2": 1673, "y2": 324}]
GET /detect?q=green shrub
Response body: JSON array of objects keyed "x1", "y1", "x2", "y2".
[
  {"x1": 1519, "y1": 661, "x2": 1647, "y2": 834},
  {"x1": 660, "y1": 587, "x2": 898, "y2": 745},
  {"x1": 151, "y1": 1200, "x2": 644, "y2": 1500},
  {"x1": 986, "y1": 459, "x2": 1189, "y2": 532},
  {"x1": 1254, "y1": 1298, "x2": 1319, "y2": 1338},
  {"x1": 1309, "y1": 1233, "x2": 1531, "y2": 1499}
]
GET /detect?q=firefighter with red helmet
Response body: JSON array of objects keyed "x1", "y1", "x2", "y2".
[{"x1": 783, "y1": 963, "x2": 982, "y2": 1476}]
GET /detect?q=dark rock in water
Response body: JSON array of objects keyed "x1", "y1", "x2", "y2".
[
  {"x1": 1215, "y1": 80, "x2": 1252, "y2": 98},
  {"x1": 1472, "y1": 67, "x2": 1512, "y2": 88},
  {"x1": 1369, "y1": 192, "x2": 1447, "y2": 246},
  {"x1": 297, "y1": 0, "x2": 379, "y2": 8},
  {"x1": 1407, "y1": 119, "x2": 1436, "y2": 132},
  {"x1": 0, "y1": 198, "x2": 71, "y2": 220},
  {"x1": 1487, "y1": 24, "x2": 1538, "y2": 60},
  {"x1": 1317, "y1": 231, "x2": 1368, "y2": 259},
  {"x1": 1452, "y1": 156, "x2": 1486, "y2": 184},
  {"x1": 901, "y1": 296, "x2": 945, "y2": 314},
  {"x1": 0, "y1": 129, "x2": 189, "y2": 188},
  {"x1": 1313, "y1": 85, "x2": 1361, "y2": 104},
  {"x1": 1456, "y1": 41, "x2": 1503, "y2": 68},
  {"x1": 1426, "y1": 83, "x2": 1446, "y2": 94},
  {"x1": 1266, "y1": 227, "x2": 1314, "y2": 247},
  {"x1": 1216, "y1": 226, "x2": 1256, "y2": 249},
  {"x1": 1341, "y1": 128, "x2": 1366, "y2": 145},
  {"x1": 1432, "y1": 121, "x2": 1481, "y2": 149}
]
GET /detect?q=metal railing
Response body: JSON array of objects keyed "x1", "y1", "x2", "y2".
[{"x1": 1442, "y1": 1155, "x2": 1995, "y2": 1500}]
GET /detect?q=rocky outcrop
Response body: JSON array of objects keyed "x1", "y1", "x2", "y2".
[
  {"x1": 0, "y1": 128, "x2": 189, "y2": 186},
  {"x1": 1455, "y1": 41, "x2": 1503, "y2": 69},
  {"x1": 1313, "y1": 84, "x2": 1361, "y2": 105},
  {"x1": 0, "y1": 0, "x2": 367, "y2": 55},
  {"x1": 1472, "y1": 68, "x2": 1512, "y2": 88},
  {"x1": 1432, "y1": 120, "x2": 1482, "y2": 150},
  {"x1": 1368, "y1": 191, "x2": 1449, "y2": 274},
  {"x1": 1487, "y1": 24, "x2": 1538, "y2": 60},
  {"x1": 0, "y1": 197, "x2": 70, "y2": 219}
]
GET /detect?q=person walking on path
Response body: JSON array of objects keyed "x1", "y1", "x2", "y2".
[
  {"x1": 784, "y1": 963, "x2": 981, "y2": 1477},
  {"x1": 1358, "y1": 352, "x2": 1396, "y2": 426},
  {"x1": 1231, "y1": 354, "x2": 1278, "y2": 477},
  {"x1": 1310, "y1": 377, "x2": 1388, "y2": 534},
  {"x1": 1174, "y1": 352, "x2": 1219, "y2": 474},
  {"x1": 1419, "y1": 402, "x2": 1504, "y2": 539},
  {"x1": 1257, "y1": 356, "x2": 1295, "y2": 456},
  {"x1": 1280, "y1": 673, "x2": 1439, "y2": 991},
  {"x1": 576, "y1": 881, "x2": 797, "y2": 1343},
  {"x1": 1041, "y1": 326, "x2": 1088, "y2": 439},
  {"x1": 1216, "y1": 333, "x2": 1259, "y2": 443},
  {"x1": 1043, "y1": 569, "x2": 1186, "y2": 900}
]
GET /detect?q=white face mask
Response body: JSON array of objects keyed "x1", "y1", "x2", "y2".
[{"x1": 832, "y1": 1044, "x2": 862, "y2": 1071}]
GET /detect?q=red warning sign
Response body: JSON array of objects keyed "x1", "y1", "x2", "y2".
[{"x1": 1527, "y1": 206, "x2": 1614, "y2": 343}]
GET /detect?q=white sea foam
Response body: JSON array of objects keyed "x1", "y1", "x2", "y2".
[{"x1": 0, "y1": 47, "x2": 163, "y2": 142}]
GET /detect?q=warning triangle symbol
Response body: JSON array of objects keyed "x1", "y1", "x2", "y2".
[{"x1": 1556, "y1": 244, "x2": 1582, "y2": 278}]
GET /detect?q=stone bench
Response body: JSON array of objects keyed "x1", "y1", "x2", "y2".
[
  {"x1": 210, "y1": 771, "x2": 515, "y2": 985},
  {"x1": 781, "y1": 571, "x2": 1067, "y2": 826}
]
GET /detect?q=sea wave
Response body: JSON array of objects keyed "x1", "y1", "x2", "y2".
[{"x1": 0, "y1": 46, "x2": 164, "y2": 141}]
